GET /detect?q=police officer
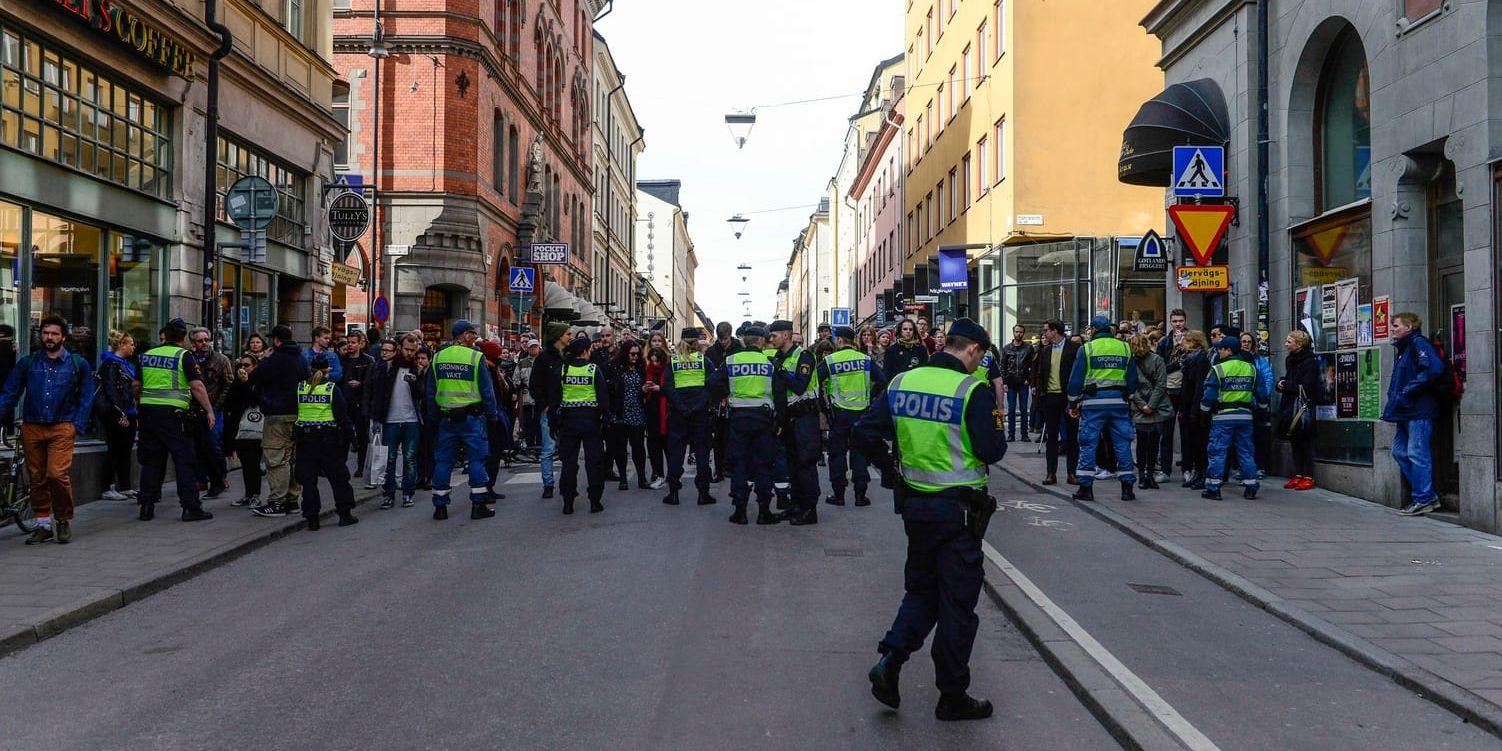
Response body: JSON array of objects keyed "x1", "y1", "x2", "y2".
[
  {"x1": 706, "y1": 325, "x2": 785, "y2": 525},
  {"x1": 556, "y1": 336, "x2": 610, "y2": 514},
  {"x1": 662, "y1": 327, "x2": 716, "y2": 506},
  {"x1": 1067, "y1": 315, "x2": 1139, "y2": 502},
  {"x1": 1200, "y1": 338, "x2": 1263, "y2": 500},
  {"x1": 425, "y1": 320, "x2": 500, "y2": 521},
  {"x1": 136, "y1": 319, "x2": 216, "y2": 522},
  {"x1": 295, "y1": 354, "x2": 359, "y2": 530},
  {"x1": 855, "y1": 318, "x2": 1002, "y2": 721},
  {"x1": 819, "y1": 326, "x2": 885, "y2": 507},
  {"x1": 767, "y1": 320, "x2": 821, "y2": 525},
  {"x1": 762, "y1": 335, "x2": 793, "y2": 511}
]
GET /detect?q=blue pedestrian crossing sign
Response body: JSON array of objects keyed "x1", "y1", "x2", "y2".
[
  {"x1": 1172, "y1": 145, "x2": 1225, "y2": 197},
  {"x1": 508, "y1": 266, "x2": 535, "y2": 294},
  {"x1": 830, "y1": 308, "x2": 851, "y2": 326}
]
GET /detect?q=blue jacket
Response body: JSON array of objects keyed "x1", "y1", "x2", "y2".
[
  {"x1": 0, "y1": 349, "x2": 95, "y2": 430},
  {"x1": 1382, "y1": 327, "x2": 1445, "y2": 422},
  {"x1": 424, "y1": 344, "x2": 500, "y2": 423},
  {"x1": 1252, "y1": 354, "x2": 1275, "y2": 406},
  {"x1": 1066, "y1": 332, "x2": 1139, "y2": 409},
  {"x1": 1199, "y1": 351, "x2": 1266, "y2": 420},
  {"x1": 302, "y1": 346, "x2": 343, "y2": 383}
]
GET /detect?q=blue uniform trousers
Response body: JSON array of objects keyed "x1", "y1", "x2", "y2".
[
  {"x1": 783, "y1": 411, "x2": 822, "y2": 511},
  {"x1": 880, "y1": 496, "x2": 983, "y2": 696},
  {"x1": 665, "y1": 409, "x2": 713, "y2": 493},
  {"x1": 557, "y1": 410, "x2": 605, "y2": 502},
  {"x1": 727, "y1": 409, "x2": 777, "y2": 508},
  {"x1": 826, "y1": 408, "x2": 869, "y2": 498},
  {"x1": 1075, "y1": 406, "x2": 1137, "y2": 485},
  {"x1": 1206, "y1": 419, "x2": 1259, "y2": 491},
  {"x1": 137, "y1": 406, "x2": 203, "y2": 510},
  {"x1": 296, "y1": 427, "x2": 355, "y2": 520},
  {"x1": 432, "y1": 413, "x2": 490, "y2": 506}
]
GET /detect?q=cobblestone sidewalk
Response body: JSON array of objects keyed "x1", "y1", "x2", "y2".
[{"x1": 998, "y1": 445, "x2": 1502, "y2": 733}]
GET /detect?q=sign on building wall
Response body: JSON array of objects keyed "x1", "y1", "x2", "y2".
[
  {"x1": 1171, "y1": 146, "x2": 1225, "y2": 198},
  {"x1": 47, "y1": 0, "x2": 197, "y2": 78},
  {"x1": 529, "y1": 243, "x2": 569, "y2": 265}
]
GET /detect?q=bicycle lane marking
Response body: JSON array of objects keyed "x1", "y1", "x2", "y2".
[{"x1": 981, "y1": 539, "x2": 1222, "y2": 751}]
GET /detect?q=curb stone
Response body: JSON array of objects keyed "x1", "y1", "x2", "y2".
[{"x1": 997, "y1": 462, "x2": 1502, "y2": 740}]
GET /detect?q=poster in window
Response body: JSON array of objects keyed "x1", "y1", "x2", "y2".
[
  {"x1": 1335, "y1": 278, "x2": 1358, "y2": 349},
  {"x1": 1316, "y1": 353, "x2": 1337, "y2": 420},
  {"x1": 1358, "y1": 348, "x2": 1381, "y2": 420},
  {"x1": 1357, "y1": 303, "x2": 1373, "y2": 348},
  {"x1": 1372, "y1": 296, "x2": 1390, "y2": 341},
  {"x1": 1320, "y1": 285, "x2": 1338, "y2": 351},
  {"x1": 1451, "y1": 303, "x2": 1466, "y2": 381},
  {"x1": 1336, "y1": 351, "x2": 1358, "y2": 419},
  {"x1": 1295, "y1": 287, "x2": 1317, "y2": 339}
]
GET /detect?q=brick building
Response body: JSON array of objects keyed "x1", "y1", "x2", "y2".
[{"x1": 334, "y1": 0, "x2": 597, "y2": 343}]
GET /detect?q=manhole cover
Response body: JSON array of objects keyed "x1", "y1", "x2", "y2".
[
  {"x1": 1127, "y1": 583, "x2": 1182, "y2": 596},
  {"x1": 824, "y1": 548, "x2": 864, "y2": 558}
]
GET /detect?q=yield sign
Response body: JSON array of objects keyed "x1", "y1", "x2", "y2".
[
  {"x1": 1168, "y1": 204, "x2": 1235, "y2": 266},
  {"x1": 1303, "y1": 223, "x2": 1351, "y2": 266}
]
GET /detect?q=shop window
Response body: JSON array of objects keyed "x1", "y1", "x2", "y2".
[
  {"x1": 1315, "y1": 28, "x2": 1370, "y2": 212},
  {"x1": 109, "y1": 233, "x2": 158, "y2": 350},
  {"x1": 0, "y1": 201, "x2": 19, "y2": 349},
  {"x1": 1402, "y1": 0, "x2": 1442, "y2": 23},
  {"x1": 29, "y1": 211, "x2": 102, "y2": 364},
  {"x1": 216, "y1": 135, "x2": 307, "y2": 246},
  {"x1": 0, "y1": 26, "x2": 171, "y2": 198}
]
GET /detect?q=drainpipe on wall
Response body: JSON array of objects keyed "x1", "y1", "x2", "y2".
[
  {"x1": 1255, "y1": 0, "x2": 1271, "y2": 352},
  {"x1": 201, "y1": 0, "x2": 233, "y2": 328}
]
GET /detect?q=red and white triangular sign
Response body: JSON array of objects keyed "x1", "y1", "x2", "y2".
[{"x1": 1168, "y1": 205, "x2": 1235, "y2": 266}]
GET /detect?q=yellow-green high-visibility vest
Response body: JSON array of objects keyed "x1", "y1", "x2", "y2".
[
  {"x1": 888, "y1": 366, "x2": 986, "y2": 493},
  {"x1": 670, "y1": 352, "x2": 706, "y2": 389},
  {"x1": 1212, "y1": 359, "x2": 1256, "y2": 413},
  {"x1": 726, "y1": 350, "x2": 774, "y2": 409},
  {"x1": 561, "y1": 363, "x2": 599, "y2": 407},
  {"x1": 433, "y1": 345, "x2": 482, "y2": 409},
  {"x1": 777, "y1": 345, "x2": 818, "y2": 404},
  {"x1": 296, "y1": 381, "x2": 336, "y2": 425},
  {"x1": 139, "y1": 344, "x2": 191, "y2": 409},
  {"x1": 1083, "y1": 337, "x2": 1131, "y2": 389},
  {"x1": 824, "y1": 347, "x2": 873, "y2": 412}
]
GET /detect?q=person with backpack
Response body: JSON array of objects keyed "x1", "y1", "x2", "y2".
[
  {"x1": 96, "y1": 330, "x2": 140, "y2": 502},
  {"x1": 1384, "y1": 312, "x2": 1448, "y2": 516}
]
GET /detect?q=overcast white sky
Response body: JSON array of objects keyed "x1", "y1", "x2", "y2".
[{"x1": 597, "y1": 0, "x2": 903, "y2": 326}]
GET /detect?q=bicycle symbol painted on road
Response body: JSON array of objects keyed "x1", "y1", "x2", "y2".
[
  {"x1": 996, "y1": 499, "x2": 1073, "y2": 532},
  {"x1": 999, "y1": 499, "x2": 1056, "y2": 513}
]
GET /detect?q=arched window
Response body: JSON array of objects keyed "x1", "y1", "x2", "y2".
[
  {"x1": 492, "y1": 110, "x2": 505, "y2": 194},
  {"x1": 508, "y1": 124, "x2": 520, "y2": 204},
  {"x1": 1315, "y1": 27, "x2": 1370, "y2": 212}
]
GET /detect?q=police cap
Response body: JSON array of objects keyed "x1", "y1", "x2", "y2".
[
  {"x1": 452, "y1": 319, "x2": 477, "y2": 337},
  {"x1": 681, "y1": 327, "x2": 702, "y2": 341},
  {"x1": 946, "y1": 318, "x2": 992, "y2": 351},
  {"x1": 567, "y1": 337, "x2": 592, "y2": 357},
  {"x1": 1216, "y1": 337, "x2": 1241, "y2": 353},
  {"x1": 1090, "y1": 315, "x2": 1113, "y2": 332},
  {"x1": 311, "y1": 353, "x2": 331, "y2": 371},
  {"x1": 768, "y1": 320, "x2": 794, "y2": 333},
  {"x1": 832, "y1": 326, "x2": 856, "y2": 340},
  {"x1": 743, "y1": 325, "x2": 769, "y2": 339}
]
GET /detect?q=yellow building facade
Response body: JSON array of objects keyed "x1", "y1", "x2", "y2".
[{"x1": 901, "y1": 0, "x2": 1164, "y2": 334}]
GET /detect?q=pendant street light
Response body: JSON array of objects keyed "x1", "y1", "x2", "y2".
[
  {"x1": 727, "y1": 214, "x2": 750, "y2": 240},
  {"x1": 724, "y1": 111, "x2": 756, "y2": 149}
]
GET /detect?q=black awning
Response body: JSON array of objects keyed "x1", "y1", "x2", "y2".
[{"x1": 1118, "y1": 78, "x2": 1229, "y2": 187}]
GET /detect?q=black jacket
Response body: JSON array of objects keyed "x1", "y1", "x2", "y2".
[
  {"x1": 364, "y1": 358, "x2": 426, "y2": 425},
  {"x1": 529, "y1": 347, "x2": 565, "y2": 413},
  {"x1": 606, "y1": 361, "x2": 646, "y2": 421},
  {"x1": 247, "y1": 341, "x2": 309, "y2": 416},
  {"x1": 339, "y1": 351, "x2": 375, "y2": 414},
  {"x1": 882, "y1": 341, "x2": 929, "y2": 378},
  {"x1": 1176, "y1": 350, "x2": 1212, "y2": 422},
  {"x1": 705, "y1": 338, "x2": 739, "y2": 369},
  {"x1": 1031, "y1": 340, "x2": 1081, "y2": 395},
  {"x1": 95, "y1": 355, "x2": 136, "y2": 421},
  {"x1": 1277, "y1": 347, "x2": 1323, "y2": 421},
  {"x1": 222, "y1": 379, "x2": 260, "y2": 445},
  {"x1": 1000, "y1": 340, "x2": 1035, "y2": 388}
]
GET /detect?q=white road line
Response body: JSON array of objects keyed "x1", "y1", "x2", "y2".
[{"x1": 981, "y1": 540, "x2": 1222, "y2": 751}]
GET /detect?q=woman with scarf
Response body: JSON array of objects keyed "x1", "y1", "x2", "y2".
[
  {"x1": 882, "y1": 318, "x2": 929, "y2": 378},
  {"x1": 97, "y1": 330, "x2": 138, "y2": 501}
]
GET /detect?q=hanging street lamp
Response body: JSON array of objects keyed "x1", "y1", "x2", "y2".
[
  {"x1": 728, "y1": 214, "x2": 750, "y2": 240},
  {"x1": 724, "y1": 111, "x2": 757, "y2": 149}
]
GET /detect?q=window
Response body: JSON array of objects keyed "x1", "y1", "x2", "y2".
[
  {"x1": 947, "y1": 169, "x2": 957, "y2": 220},
  {"x1": 284, "y1": 0, "x2": 305, "y2": 43},
  {"x1": 995, "y1": 0, "x2": 1006, "y2": 60},
  {"x1": 925, "y1": 10, "x2": 933, "y2": 56},
  {"x1": 492, "y1": 111, "x2": 505, "y2": 194},
  {"x1": 977, "y1": 21, "x2": 989, "y2": 76},
  {"x1": 30, "y1": 211, "x2": 102, "y2": 363},
  {"x1": 935, "y1": 180, "x2": 944, "y2": 228},
  {"x1": 936, "y1": 85, "x2": 945, "y2": 133},
  {"x1": 110, "y1": 232, "x2": 160, "y2": 349},
  {"x1": 332, "y1": 88, "x2": 350, "y2": 169},
  {"x1": 217, "y1": 136, "x2": 307, "y2": 246},
  {"x1": 994, "y1": 117, "x2": 1006, "y2": 183},
  {"x1": 1315, "y1": 28, "x2": 1370, "y2": 212},
  {"x1": 508, "y1": 124, "x2": 520, "y2": 204},
  {"x1": 961, "y1": 154, "x2": 971, "y2": 210},
  {"x1": 947, "y1": 67, "x2": 957, "y2": 119},
  {"x1": 0, "y1": 27, "x2": 172, "y2": 198},
  {"x1": 977, "y1": 137, "x2": 989, "y2": 193},
  {"x1": 906, "y1": 211, "x2": 915, "y2": 254},
  {"x1": 961, "y1": 47, "x2": 972, "y2": 102},
  {"x1": 1403, "y1": 0, "x2": 1442, "y2": 21},
  {"x1": 333, "y1": 0, "x2": 350, "y2": 9}
]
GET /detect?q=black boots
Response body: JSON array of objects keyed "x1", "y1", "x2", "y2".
[
  {"x1": 471, "y1": 503, "x2": 495, "y2": 520},
  {"x1": 589, "y1": 499, "x2": 604, "y2": 514},
  {"x1": 562, "y1": 497, "x2": 575, "y2": 515},
  {"x1": 1244, "y1": 484, "x2": 1259, "y2": 500},
  {"x1": 868, "y1": 653, "x2": 904, "y2": 709},
  {"x1": 775, "y1": 490, "x2": 791, "y2": 511},
  {"x1": 541, "y1": 486, "x2": 554, "y2": 499},
  {"x1": 1201, "y1": 487, "x2": 1222, "y2": 501},
  {"x1": 337, "y1": 513, "x2": 359, "y2": 527},
  {"x1": 935, "y1": 693, "x2": 994, "y2": 721},
  {"x1": 1121, "y1": 481, "x2": 1136, "y2": 501},
  {"x1": 138, "y1": 504, "x2": 154, "y2": 521},
  {"x1": 854, "y1": 494, "x2": 871, "y2": 507},
  {"x1": 755, "y1": 502, "x2": 780, "y2": 525},
  {"x1": 1072, "y1": 485, "x2": 1094, "y2": 502},
  {"x1": 1140, "y1": 474, "x2": 1160, "y2": 490},
  {"x1": 181, "y1": 507, "x2": 213, "y2": 522},
  {"x1": 729, "y1": 506, "x2": 748, "y2": 525},
  {"x1": 789, "y1": 509, "x2": 819, "y2": 526},
  {"x1": 306, "y1": 516, "x2": 321, "y2": 531},
  {"x1": 434, "y1": 505, "x2": 449, "y2": 520},
  {"x1": 697, "y1": 491, "x2": 717, "y2": 506},
  {"x1": 825, "y1": 493, "x2": 846, "y2": 506},
  {"x1": 662, "y1": 488, "x2": 680, "y2": 506}
]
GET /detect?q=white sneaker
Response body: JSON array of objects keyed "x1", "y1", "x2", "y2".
[
  {"x1": 649, "y1": 477, "x2": 666, "y2": 490},
  {"x1": 101, "y1": 487, "x2": 129, "y2": 501},
  {"x1": 1094, "y1": 469, "x2": 1114, "y2": 480},
  {"x1": 1154, "y1": 471, "x2": 1169, "y2": 483}
]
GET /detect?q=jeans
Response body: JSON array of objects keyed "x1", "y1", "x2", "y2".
[
  {"x1": 539, "y1": 410, "x2": 556, "y2": 487},
  {"x1": 1157, "y1": 404, "x2": 1177, "y2": 475},
  {"x1": 1005, "y1": 387, "x2": 1030, "y2": 438},
  {"x1": 382, "y1": 422, "x2": 421, "y2": 497},
  {"x1": 1392, "y1": 418, "x2": 1437, "y2": 505}
]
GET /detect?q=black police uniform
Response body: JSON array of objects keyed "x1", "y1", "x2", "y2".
[
  {"x1": 295, "y1": 381, "x2": 358, "y2": 526},
  {"x1": 818, "y1": 345, "x2": 887, "y2": 505},
  {"x1": 555, "y1": 351, "x2": 611, "y2": 514},
  {"x1": 773, "y1": 340, "x2": 820, "y2": 523},
  {"x1": 662, "y1": 341, "x2": 715, "y2": 505},
  {"x1": 137, "y1": 349, "x2": 207, "y2": 518},
  {"x1": 706, "y1": 342, "x2": 787, "y2": 524}
]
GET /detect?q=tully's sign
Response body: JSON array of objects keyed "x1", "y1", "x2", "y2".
[{"x1": 48, "y1": 0, "x2": 197, "y2": 78}]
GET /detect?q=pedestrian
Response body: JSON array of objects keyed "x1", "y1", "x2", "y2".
[
  {"x1": 855, "y1": 317, "x2": 1002, "y2": 722},
  {"x1": 819, "y1": 325, "x2": 885, "y2": 507},
  {"x1": 1199, "y1": 337, "x2": 1264, "y2": 500},
  {"x1": 340, "y1": 330, "x2": 375, "y2": 477},
  {"x1": 303, "y1": 326, "x2": 344, "y2": 383},
  {"x1": 134, "y1": 318, "x2": 216, "y2": 523},
  {"x1": 414, "y1": 347, "x2": 437, "y2": 490},
  {"x1": 1276, "y1": 329, "x2": 1322, "y2": 491},
  {"x1": 478, "y1": 340, "x2": 513, "y2": 500},
  {"x1": 1176, "y1": 331, "x2": 1212, "y2": 488},
  {"x1": 292, "y1": 354, "x2": 359, "y2": 530},
  {"x1": 816, "y1": 323, "x2": 832, "y2": 346},
  {"x1": 1068, "y1": 315, "x2": 1139, "y2": 501},
  {"x1": 365, "y1": 333, "x2": 424, "y2": 509},
  {"x1": 187, "y1": 327, "x2": 232, "y2": 499},
  {"x1": 1031, "y1": 320, "x2": 1080, "y2": 486},
  {"x1": 516, "y1": 339, "x2": 541, "y2": 448},
  {"x1": 0, "y1": 315, "x2": 95, "y2": 543},
  {"x1": 874, "y1": 328, "x2": 892, "y2": 363},
  {"x1": 1240, "y1": 332, "x2": 1275, "y2": 477},
  {"x1": 768, "y1": 320, "x2": 821, "y2": 525},
  {"x1": 363, "y1": 327, "x2": 384, "y2": 361},
  {"x1": 858, "y1": 327, "x2": 877, "y2": 357},
  {"x1": 916, "y1": 316, "x2": 939, "y2": 354},
  {"x1": 1156, "y1": 309, "x2": 1188, "y2": 483},
  {"x1": 248, "y1": 325, "x2": 309, "y2": 518},
  {"x1": 425, "y1": 320, "x2": 500, "y2": 520},
  {"x1": 706, "y1": 324, "x2": 783, "y2": 526},
  {"x1": 554, "y1": 336, "x2": 610, "y2": 514},
  {"x1": 529, "y1": 321, "x2": 570, "y2": 499},
  {"x1": 884, "y1": 318, "x2": 929, "y2": 378},
  {"x1": 1384, "y1": 312, "x2": 1446, "y2": 516},
  {"x1": 96, "y1": 329, "x2": 139, "y2": 502},
  {"x1": 1000, "y1": 324, "x2": 1035, "y2": 442},
  {"x1": 223, "y1": 353, "x2": 264, "y2": 508},
  {"x1": 644, "y1": 337, "x2": 669, "y2": 487},
  {"x1": 1128, "y1": 334, "x2": 1173, "y2": 490},
  {"x1": 246, "y1": 332, "x2": 269, "y2": 360},
  {"x1": 705, "y1": 321, "x2": 739, "y2": 485},
  {"x1": 661, "y1": 328, "x2": 716, "y2": 506},
  {"x1": 607, "y1": 340, "x2": 650, "y2": 491}
]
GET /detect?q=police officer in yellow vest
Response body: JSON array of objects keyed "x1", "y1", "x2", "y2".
[
  {"x1": 423, "y1": 320, "x2": 501, "y2": 521},
  {"x1": 136, "y1": 319, "x2": 218, "y2": 522},
  {"x1": 767, "y1": 320, "x2": 821, "y2": 525},
  {"x1": 818, "y1": 326, "x2": 886, "y2": 507},
  {"x1": 1066, "y1": 315, "x2": 1140, "y2": 502},
  {"x1": 662, "y1": 327, "x2": 716, "y2": 506},
  {"x1": 294, "y1": 354, "x2": 359, "y2": 530},
  {"x1": 853, "y1": 318, "x2": 1003, "y2": 721},
  {"x1": 706, "y1": 324, "x2": 787, "y2": 525},
  {"x1": 555, "y1": 336, "x2": 610, "y2": 514},
  {"x1": 1200, "y1": 338, "x2": 1263, "y2": 500}
]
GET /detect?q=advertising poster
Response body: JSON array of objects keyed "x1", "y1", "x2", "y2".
[
  {"x1": 1321, "y1": 285, "x2": 1338, "y2": 351},
  {"x1": 1336, "y1": 351, "x2": 1359, "y2": 419},
  {"x1": 1316, "y1": 354, "x2": 1337, "y2": 420},
  {"x1": 1373, "y1": 296, "x2": 1390, "y2": 341},
  {"x1": 1451, "y1": 303, "x2": 1467, "y2": 381},
  {"x1": 1358, "y1": 348, "x2": 1381, "y2": 420},
  {"x1": 1357, "y1": 304, "x2": 1373, "y2": 347},
  {"x1": 1336, "y1": 279, "x2": 1358, "y2": 349},
  {"x1": 1295, "y1": 287, "x2": 1316, "y2": 338}
]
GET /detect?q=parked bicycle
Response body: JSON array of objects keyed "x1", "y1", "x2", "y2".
[{"x1": 0, "y1": 432, "x2": 35, "y2": 535}]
